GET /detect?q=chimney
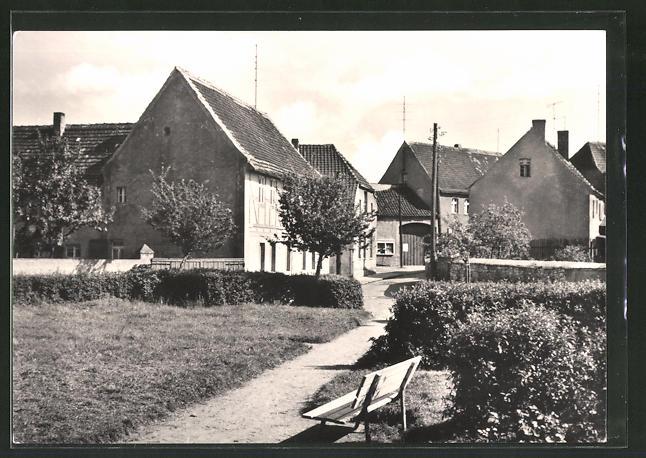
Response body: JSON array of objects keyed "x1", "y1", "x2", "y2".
[
  {"x1": 557, "y1": 130, "x2": 569, "y2": 159},
  {"x1": 532, "y1": 119, "x2": 546, "y2": 140},
  {"x1": 53, "y1": 112, "x2": 66, "y2": 136},
  {"x1": 291, "y1": 138, "x2": 299, "y2": 149}
]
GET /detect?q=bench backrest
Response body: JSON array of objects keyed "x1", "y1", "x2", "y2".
[{"x1": 352, "y1": 356, "x2": 421, "y2": 410}]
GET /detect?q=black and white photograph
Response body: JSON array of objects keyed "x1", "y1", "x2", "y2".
[{"x1": 9, "y1": 13, "x2": 626, "y2": 449}]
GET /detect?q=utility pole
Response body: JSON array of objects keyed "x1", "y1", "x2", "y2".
[
  {"x1": 254, "y1": 44, "x2": 258, "y2": 109},
  {"x1": 428, "y1": 123, "x2": 439, "y2": 280}
]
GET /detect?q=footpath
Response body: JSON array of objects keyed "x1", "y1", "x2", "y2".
[{"x1": 128, "y1": 269, "x2": 424, "y2": 444}]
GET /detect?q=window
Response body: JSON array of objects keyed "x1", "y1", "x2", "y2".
[
  {"x1": 358, "y1": 200, "x2": 362, "y2": 214},
  {"x1": 377, "y1": 241, "x2": 395, "y2": 255},
  {"x1": 464, "y1": 199, "x2": 470, "y2": 215},
  {"x1": 311, "y1": 251, "x2": 316, "y2": 269},
  {"x1": 65, "y1": 244, "x2": 81, "y2": 259},
  {"x1": 259, "y1": 243, "x2": 266, "y2": 271},
  {"x1": 302, "y1": 251, "x2": 307, "y2": 270},
  {"x1": 364, "y1": 191, "x2": 368, "y2": 213},
  {"x1": 520, "y1": 158, "x2": 531, "y2": 177},
  {"x1": 451, "y1": 198, "x2": 459, "y2": 214},
  {"x1": 370, "y1": 202, "x2": 374, "y2": 213},
  {"x1": 117, "y1": 186, "x2": 126, "y2": 204},
  {"x1": 111, "y1": 240, "x2": 125, "y2": 260}
]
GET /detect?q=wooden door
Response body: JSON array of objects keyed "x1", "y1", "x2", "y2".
[{"x1": 401, "y1": 223, "x2": 430, "y2": 266}]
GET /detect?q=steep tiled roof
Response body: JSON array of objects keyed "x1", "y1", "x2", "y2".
[
  {"x1": 408, "y1": 142, "x2": 501, "y2": 193},
  {"x1": 588, "y1": 142, "x2": 607, "y2": 173},
  {"x1": 298, "y1": 144, "x2": 374, "y2": 192},
  {"x1": 546, "y1": 141, "x2": 603, "y2": 197},
  {"x1": 12, "y1": 123, "x2": 134, "y2": 176},
  {"x1": 177, "y1": 67, "x2": 316, "y2": 178},
  {"x1": 375, "y1": 185, "x2": 434, "y2": 218}
]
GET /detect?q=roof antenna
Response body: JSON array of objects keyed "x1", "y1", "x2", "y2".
[
  {"x1": 254, "y1": 44, "x2": 258, "y2": 109},
  {"x1": 402, "y1": 96, "x2": 406, "y2": 138}
]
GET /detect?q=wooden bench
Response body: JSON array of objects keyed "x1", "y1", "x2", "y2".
[{"x1": 302, "y1": 356, "x2": 422, "y2": 441}]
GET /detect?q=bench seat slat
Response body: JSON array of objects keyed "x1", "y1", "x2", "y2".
[
  {"x1": 302, "y1": 391, "x2": 358, "y2": 421},
  {"x1": 303, "y1": 392, "x2": 400, "y2": 424}
]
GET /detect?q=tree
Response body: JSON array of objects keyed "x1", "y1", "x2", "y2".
[
  {"x1": 275, "y1": 173, "x2": 376, "y2": 278},
  {"x1": 142, "y1": 167, "x2": 236, "y2": 268},
  {"x1": 436, "y1": 216, "x2": 473, "y2": 262},
  {"x1": 13, "y1": 133, "x2": 113, "y2": 257},
  {"x1": 436, "y1": 201, "x2": 531, "y2": 261}
]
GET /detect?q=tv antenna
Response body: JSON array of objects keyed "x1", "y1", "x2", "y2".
[
  {"x1": 254, "y1": 44, "x2": 258, "y2": 109},
  {"x1": 546, "y1": 100, "x2": 563, "y2": 124}
]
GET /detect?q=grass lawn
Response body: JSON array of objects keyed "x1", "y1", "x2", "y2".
[
  {"x1": 302, "y1": 365, "x2": 459, "y2": 444},
  {"x1": 13, "y1": 297, "x2": 370, "y2": 444}
]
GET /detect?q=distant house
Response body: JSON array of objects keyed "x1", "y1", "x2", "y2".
[
  {"x1": 570, "y1": 141, "x2": 606, "y2": 196},
  {"x1": 469, "y1": 120, "x2": 605, "y2": 259},
  {"x1": 378, "y1": 140, "x2": 500, "y2": 265},
  {"x1": 100, "y1": 67, "x2": 324, "y2": 273},
  {"x1": 296, "y1": 141, "x2": 377, "y2": 276},
  {"x1": 12, "y1": 113, "x2": 134, "y2": 258}
]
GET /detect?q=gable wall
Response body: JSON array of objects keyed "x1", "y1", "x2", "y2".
[
  {"x1": 470, "y1": 127, "x2": 595, "y2": 241},
  {"x1": 102, "y1": 71, "x2": 245, "y2": 258}
]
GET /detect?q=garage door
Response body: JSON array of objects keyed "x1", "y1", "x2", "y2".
[{"x1": 401, "y1": 223, "x2": 431, "y2": 266}]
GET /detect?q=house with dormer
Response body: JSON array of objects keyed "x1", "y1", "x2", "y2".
[
  {"x1": 469, "y1": 120, "x2": 605, "y2": 259},
  {"x1": 101, "y1": 67, "x2": 325, "y2": 273},
  {"x1": 295, "y1": 141, "x2": 377, "y2": 276}
]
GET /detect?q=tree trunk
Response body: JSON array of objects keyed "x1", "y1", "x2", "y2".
[
  {"x1": 179, "y1": 252, "x2": 191, "y2": 270},
  {"x1": 314, "y1": 252, "x2": 324, "y2": 278}
]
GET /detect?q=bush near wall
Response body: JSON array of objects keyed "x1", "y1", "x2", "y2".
[
  {"x1": 362, "y1": 280, "x2": 605, "y2": 369},
  {"x1": 12, "y1": 268, "x2": 363, "y2": 309}
]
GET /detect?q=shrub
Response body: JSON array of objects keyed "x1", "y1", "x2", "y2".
[
  {"x1": 362, "y1": 280, "x2": 605, "y2": 369},
  {"x1": 551, "y1": 245, "x2": 592, "y2": 262},
  {"x1": 12, "y1": 269, "x2": 364, "y2": 309},
  {"x1": 446, "y1": 304, "x2": 605, "y2": 443}
]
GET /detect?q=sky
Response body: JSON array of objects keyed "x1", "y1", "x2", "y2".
[{"x1": 12, "y1": 30, "x2": 606, "y2": 182}]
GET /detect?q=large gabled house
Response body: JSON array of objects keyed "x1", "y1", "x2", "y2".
[
  {"x1": 377, "y1": 140, "x2": 500, "y2": 265},
  {"x1": 12, "y1": 113, "x2": 134, "y2": 257},
  {"x1": 101, "y1": 67, "x2": 324, "y2": 273},
  {"x1": 469, "y1": 120, "x2": 605, "y2": 259},
  {"x1": 295, "y1": 141, "x2": 377, "y2": 276}
]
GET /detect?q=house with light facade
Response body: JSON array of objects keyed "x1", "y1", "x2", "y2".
[
  {"x1": 296, "y1": 142, "x2": 377, "y2": 276},
  {"x1": 469, "y1": 120, "x2": 605, "y2": 259},
  {"x1": 101, "y1": 67, "x2": 327, "y2": 274},
  {"x1": 377, "y1": 140, "x2": 500, "y2": 266}
]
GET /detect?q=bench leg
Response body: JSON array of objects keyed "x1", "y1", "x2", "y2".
[
  {"x1": 364, "y1": 417, "x2": 371, "y2": 442},
  {"x1": 401, "y1": 392, "x2": 407, "y2": 432}
]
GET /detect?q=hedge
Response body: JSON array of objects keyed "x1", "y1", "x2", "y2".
[
  {"x1": 447, "y1": 305, "x2": 605, "y2": 442},
  {"x1": 361, "y1": 280, "x2": 606, "y2": 369},
  {"x1": 12, "y1": 267, "x2": 364, "y2": 309}
]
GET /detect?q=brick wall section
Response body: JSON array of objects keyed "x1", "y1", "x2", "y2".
[{"x1": 437, "y1": 257, "x2": 606, "y2": 282}]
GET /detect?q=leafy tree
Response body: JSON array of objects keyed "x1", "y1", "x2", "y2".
[
  {"x1": 12, "y1": 133, "x2": 113, "y2": 257},
  {"x1": 551, "y1": 245, "x2": 592, "y2": 262},
  {"x1": 142, "y1": 167, "x2": 236, "y2": 268},
  {"x1": 436, "y1": 216, "x2": 473, "y2": 262},
  {"x1": 275, "y1": 173, "x2": 376, "y2": 278},
  {"x1": 436, "y1": 201, "x2": 531, "y2": 261}
]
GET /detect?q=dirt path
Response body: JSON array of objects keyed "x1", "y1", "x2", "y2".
[{"x1": 127, "y1": 271, "x2": 423, "y2": 444}]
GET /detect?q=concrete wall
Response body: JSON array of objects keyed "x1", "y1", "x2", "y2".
[
  {"x1": 13, "y1": 258, "x2": 148, "y2": 276},
  {"x1": 103, "y1": 70, "x2": 245, "y2": 259},
  {"x1": 470, "y1": 121, "x2": 599, "y2": 241},
  {"x1": 437, "y1": 257, "x2": 606, "y2": 282}
]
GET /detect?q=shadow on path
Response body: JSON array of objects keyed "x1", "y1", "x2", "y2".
[
  {"x1": 308, "y1": 364, "x2": 356, "y2": 371},
  {"x1": 281, "y1": 424, "x2": 357, "y2": 443}
]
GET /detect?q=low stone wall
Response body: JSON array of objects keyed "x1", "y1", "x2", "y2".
[
  {"x1": 437, "y1": 257, "x2": 606, "y2": 282},
  {"x1": 12, "y1": 258, "x2": 147, "y2": 276}
]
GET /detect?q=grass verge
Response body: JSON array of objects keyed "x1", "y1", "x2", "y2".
[
  {"x1": 302, "y1": 365, "x2": 453, "y2": 444},
  {"x1": 13, "y1": 297, "x2": 370, "y2": 444}
]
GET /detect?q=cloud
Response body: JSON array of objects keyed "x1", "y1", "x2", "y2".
[
  {"x1": 58, "y1": 63, "x2": 122, "y2": 94},
  {"x1": 349, "y1": 130, "x2": 405, "y2": 183}
]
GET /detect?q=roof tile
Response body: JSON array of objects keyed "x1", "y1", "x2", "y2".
[
  {"x1": 298, "y1": 144, "x2": 374, "y2": 192},
  {"x1": 375, "y1": 185, "x2": 434, "y2": 218}
]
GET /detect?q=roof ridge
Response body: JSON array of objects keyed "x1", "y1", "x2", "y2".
[
  {"x1": 14, "y1": 122, "x2": 134, "y2": 128},
  {"x1": 545, "y1": 141, "x2": 603, "y2": 197},
  {"x1": 408, "y1": 140, "x2": 500, "y2": 156},
  {"x1": 175, "y1": 66, "x2": 260, "y2": 113}
]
